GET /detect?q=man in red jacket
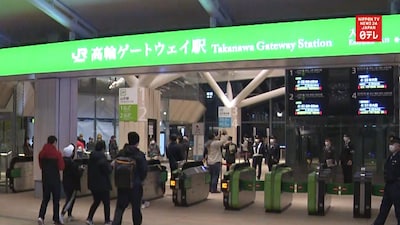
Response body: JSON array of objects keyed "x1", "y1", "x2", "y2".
[{"x1": 38, "y1": 135, "x2": 65, "y2": 225}]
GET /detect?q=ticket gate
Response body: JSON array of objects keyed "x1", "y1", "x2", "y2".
[
  {"x1": 6, "y1": 156, "x2": 34, "y2": 192},
  {"x1": 308, "y1": 168, "x2": 332, "y2": 216},
  {"x1": 265, "y1": 164, "x2": 293, "y2": 212},
  {"x1": 142, "y1": 159, "x2": 168, "y2": 201},
  {"x1": 353, "y1": 169, "x2": 372, "y2": 218},
  {"x1": 170, "y1": 161, "x2": 210, "y2": 206},
  {"x1": 221, "y1": 162, "x2": 256, "y2": 210}
]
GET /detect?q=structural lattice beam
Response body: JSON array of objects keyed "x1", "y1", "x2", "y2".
[
  {"x1": 26, "y1": 0, "x2": 97, "y2": 38},
  {"x1": 198, "y1": 0, "x2": 232, "y2": 26}
]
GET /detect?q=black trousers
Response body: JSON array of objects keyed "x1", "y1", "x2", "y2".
[
  {"x1": 38, "y1": 182, "x2": 61, "y2": 223},
  {"x1": 252, "y1": 156, "x2": 263, "y2": 179},
  {"x1": 61, "y1": 187, "x2": 77, "y2": 216},
  {"x1": 87, "y1": 190, "x2": 111, "y2": 222},
  {"x1": 341, "y1": 164, "x2": 353, "y2": 183},
  {"x1": 112, "y1": 186, "x2": 143, "y2": 225},
  {"x1": 374, "y1": 182, "x2": 400, "y2": 225}
]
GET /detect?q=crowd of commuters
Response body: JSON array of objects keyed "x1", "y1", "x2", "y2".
[
  {"x1": 34, "y1": 130, "x2": 400, "y2": 225},
  {"x1": 37, "y1": 132, "x2": 148, "y2": 225}
]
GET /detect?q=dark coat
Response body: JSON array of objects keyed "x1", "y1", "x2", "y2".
[
  {"x1": 340, "y1": 141, "x2": 354, "y2": 165},
  {"x1": 116, "y1": 145, "x2": 148, "y2": 186},
  {"x1": 166, "y1": 141, "x2": 184, "y2": 171},
  {"x1": 87, "y1": 150, "x2": 112, "y2": 192},
  {"x1": 63, "y1": 157, "x2": 83, "y2": 191},
  {"x1": 223, "y1": 142, "x2": 237, "y2": 164}
]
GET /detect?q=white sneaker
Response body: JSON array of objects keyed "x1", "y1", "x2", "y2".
[
  {"x1": 86, "y1": 220, "x2": 94, "y2": 225},
  {"x1": 66, "y1": 216, "x2": 75, "y2": 222},
  {"x1": 142, "y1": 201, "x2": 150, "y2": 208},
  {"x1": 58, "y1": 213, "x2": 64, "y2": 225},
  {"x1": 37, "y1": 217, "x2": 44, "y2": 225}
]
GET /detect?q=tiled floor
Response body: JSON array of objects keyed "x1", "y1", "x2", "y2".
[{"x1": 0, "y1": 188, "x2": 397, "y2": 225}]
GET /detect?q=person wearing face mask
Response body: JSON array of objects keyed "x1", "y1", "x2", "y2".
[
  {"x1": 148, "y1": 138, "x2": 160, "y2": 160},
  {"x1": 321, "y1": 138, "x2": 336, "y2": 169},
  {"x1": 340, "y1": 134, "x2": 354, "y2": 183},
  {"x1": 267, "y1": 136, "x2": 280, "y2": 172},
  {"x1": 252, "y1": 135, "x2": 265, "y2": 180},
  {"x1": 372, "y1": 136, "x2": 400, "y2": 225}
]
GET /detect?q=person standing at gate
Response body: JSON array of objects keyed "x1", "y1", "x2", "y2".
[
  {"x1": 223, "y1": 136, "x2": 237, "y2": 171},
  {"x1": 266, "y1": 136, "x2": 280, "y2": 171},
  {"x1": 37, "y1": 135, "x2": 65, "y2": 225},
  {"x1": 252, "y1": 135, "x2": 265, "y2": 180},
  {"x1": 340, "y1": 134, "x2": 354, "y2": 183},
  {"x1": 207, "y1": 130, "x2": 228, "y2": 193},
  {"x1": 372, "y1": 136, "x2": 400, "y2": 225}
]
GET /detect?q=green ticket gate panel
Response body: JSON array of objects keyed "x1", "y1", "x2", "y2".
[
  {"x1": 221, "y1": 162, "x2": 256, "y2": 210},
  {"x1": 170, "y1": 161, "x2": 210, "y2": 206},
  {"x1": 353, "y1": 171, "x2": 373, "y2": 218},
  {"x1": 143, "y1": 159, "x2": 168, "y2": 201},
  {"x1": 6, "y1": 156, "x2": 34, "y2": 192},
  {"x1": 265, "y1": 165, "x2": 293, "y2": 212},
  {"x1": 308, "y1": 169, "x2": 332, "y2": 216}
]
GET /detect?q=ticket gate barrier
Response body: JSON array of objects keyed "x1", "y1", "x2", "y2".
[
  {"x1": 221, "y1": 162, "x2": 256, "y2": 210},
  {"x1": 170, "y1": 161, "x2": 210, "y2": 206},
  {"x1": 142, "y1": 159, "x2": 168, "y2": 201},
  {"x1": 265, "y1": 164, "x2": 294, "y2": 212},
  {"x1": 6, "y1": 156, "x2": 34, "y2": 192},
  {"x1": 308, "y1": 168, "x2": 332, "y2": 216},
  {"x1": 353, "y1": 169, "x2": 372, "y2": 218}
]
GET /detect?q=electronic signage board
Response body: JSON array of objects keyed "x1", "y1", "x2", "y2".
[{"x1": 287, "y1": 66, "x2": 394, "y2": 117}]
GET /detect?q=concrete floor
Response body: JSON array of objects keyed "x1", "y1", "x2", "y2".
[{"x1": 0, "y1": 188, "x2": 397, "y2": 225}]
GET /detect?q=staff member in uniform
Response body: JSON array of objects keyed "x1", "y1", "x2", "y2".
[
  {"x1": 340, "y1": 134, "x2": 354, "y2": 183},
  {"x1": 372, "y1": 136, "x2": 400, "y2": 225},
  {"x1": 252, "y1": 135, "x2": 265, "y2": 180}
]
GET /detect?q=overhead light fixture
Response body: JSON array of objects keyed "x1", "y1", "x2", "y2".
[{"x1": 108, "y1": 77, "x2": 125, "y2": 90}]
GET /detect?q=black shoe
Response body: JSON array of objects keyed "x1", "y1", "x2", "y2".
[{"x1": 211, "y1": 190, "x2": 221, "y2": 193}]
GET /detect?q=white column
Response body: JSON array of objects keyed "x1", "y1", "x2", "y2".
[
  {"x1": 118, "y1": 88, "x2": 161, "y2": 155},
  {"x1": 33, "y1": 78, "x2": 78, "y2": 197}
]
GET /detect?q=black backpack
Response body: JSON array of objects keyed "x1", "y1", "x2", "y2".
[{"x1": 114, "y1": 156, "x2": 136, "y2": 188}]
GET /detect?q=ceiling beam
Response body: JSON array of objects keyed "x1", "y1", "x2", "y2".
[
  {"x1": 0, "y1": 32, "x2": 12, "y2": 47},
  {"x1": 26, "y1": 0, "x2": 97, "y2": 38},
  {"x1": 198, "y1": 0, "x2": 232, "y2": 26},
  {"x1": 390, "y1": 0, "x2": 400, "y2": 13}
]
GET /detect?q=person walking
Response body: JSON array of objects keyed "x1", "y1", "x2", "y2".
[
  {"x1": 60, "y1": 143, "x2": 84, "y2": 223},
  {"x1": 372, "y1": 136, "x2": 400, "y2": 225},
  {"x1": 86, "y1": 142, "x2": 113, "y2": 225},
  {"x1": 37, "y1": 135, "x2": 65, "y2": 225},
  {"x1": 166, "y1": 134, "x2": 184, "y2": 174},
  {"x1": 112, "y1": 132, "x2": 148, "y2": 225}
]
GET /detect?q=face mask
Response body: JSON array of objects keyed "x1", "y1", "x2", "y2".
[
  {"x1": 343, "y1": 137, "x2": 349, "y2": 142},
  {"x1": 270, "y1": 139, "x2": 275, "y2": 144},
  {"x1": 324, "y1": 142, "x2": 329, "y2": 146},
  {"x1": 389, "y1": 145, "x2": 396, "y2": 153},
  {"x1": 255, "y1": 139, "x2": 260, "y2": 143},
  {"x1": 150, "y1": 141, "x2": 155, "y2": 145}
]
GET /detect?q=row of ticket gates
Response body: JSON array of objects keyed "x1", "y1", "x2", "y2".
[{"x1": 7, "y1": 156, "x2": 375, "y2": 218}]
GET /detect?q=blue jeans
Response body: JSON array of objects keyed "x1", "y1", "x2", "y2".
[{"x1": 208, "y1": 162, "x2": 221, "y2": 192}]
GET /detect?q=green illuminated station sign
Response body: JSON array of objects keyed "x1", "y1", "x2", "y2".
[{"x1": 0, "y1": 15, "x2": 399, "y2": 77}]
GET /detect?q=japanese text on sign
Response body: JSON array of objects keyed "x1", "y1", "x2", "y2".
[{"x1": 355, "y1": 15, "x2": 382, "y2": 42}]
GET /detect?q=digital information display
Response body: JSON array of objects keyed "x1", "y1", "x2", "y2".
[
  {"x1": 351, "y1": 66, "x2": 394, "y2": 116},
  {"x1": 287, "y1": 66, "x2": 394, "y2": 117},
  {"x1": 287, "y1": 69, "x2": 328, "y2": 116},
  {"x1": 357, "y1": 98, "x2": 389, "y2": 115},
  {"x1": 294, "y1": 99, "x2": 324, "y2": 116}
]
